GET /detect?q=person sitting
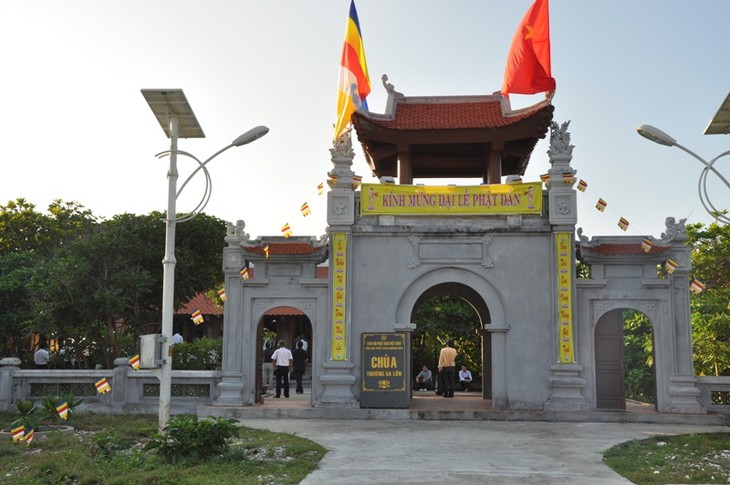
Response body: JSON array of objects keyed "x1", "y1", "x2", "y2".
[
  {"x1": 415, "y1": 364, "x2": 433, "y2": 391},
  {"x1": 458, "y1": 364, "x2": 473, "y2": 392}
]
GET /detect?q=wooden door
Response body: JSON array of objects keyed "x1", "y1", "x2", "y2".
[{"x1": 595, "y1": 310, "x2": 625, "y2": 410}]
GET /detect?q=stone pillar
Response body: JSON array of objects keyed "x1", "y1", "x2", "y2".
[
  {"x1": 214, "y1": 223, "x2": 250, "y2": 406},
  {"x1": 544, "y1": 121, "x2": 590, "y2": 411},
  {"x1": 0, "y1": 357, "x2": 20, "y2": 411},
  {"x1": 484, "y1": 322, "x2": 509, "y2": 409},
  {"x1": 665, "y1": 221, "x2": 703, "y2": 413},
  {"x1": 111, "y1": 357, "x2": 130, "y2": 412},
  {"x1": 317, "y1": 130, "x2": 358, "y2": 408}
]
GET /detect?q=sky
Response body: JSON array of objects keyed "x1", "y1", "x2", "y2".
[{"x1": 2, "y1": 1, "x2": 730, "y2": 242}]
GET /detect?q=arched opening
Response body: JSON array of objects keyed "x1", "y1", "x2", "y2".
[
  {"x1": 409, "y1": 282, "x2": 491, "y2": 399},
  {"x1": 255, "y1": 306, "x2": 313, "y2": 403},
  {"x1": 595, "y1": 308, "x2": 656, "y2": 410}
]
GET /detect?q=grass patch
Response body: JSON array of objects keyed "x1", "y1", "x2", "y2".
[
  {"x1": 0, "y1": 412, "x2": 325, "y2": 484},
  {"x1": 603, "y1": 432, "x2": 730, "y2": 484}
]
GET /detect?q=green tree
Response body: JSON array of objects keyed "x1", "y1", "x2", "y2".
[
  {"x1": 412, "y1": 295, "x2": 482, "y2": 378},
  {"x1": 623, "y1": 310, "x2": 655, "y2": 403},
  {"x1": 686, "y1": 222, "x2": 730, "y2": 376}
]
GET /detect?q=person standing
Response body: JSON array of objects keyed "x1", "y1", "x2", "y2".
[
  {"x1": 459, "y1": 364, "x2": 473, "y2": 391},
  {"x1": 34, "y1": 340, "x2": 51, "y2": 369},
  {"x1": 292, "y1": 340, "x2": 308, "y2": 394},
  {"x1": 271, "y1": 340, "x2": 293, "y2": 398},
  {"x1": 438, "y1": 340, "x2": 457, "y2": 398}
]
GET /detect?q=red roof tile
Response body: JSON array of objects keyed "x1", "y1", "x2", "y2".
[
  {"x1": 582, "y1": 243, "x2": 670, "y2": 256},
  {"x1": 176, "y1": 293, "x2": 223, "y2": 316},
  {"x1": 266, "y1": 306, "x2": 305, "y2": 316},
  {"x1": 364, "y1": 99, "x2": 542, "y2": 131},
  {"x1": 243, "y1": 242, "x2": 324, "y2": 257}
]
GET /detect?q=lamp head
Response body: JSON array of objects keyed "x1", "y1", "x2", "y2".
[
  {"x1": 232, "y1": 125, "x2": 269, "y2": 147},
  {"x1": 636, "y1": 124, "x2": 677, "y2": 147}
]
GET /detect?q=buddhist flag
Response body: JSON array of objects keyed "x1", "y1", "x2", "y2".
[
  {"x1": 501, "y1": 0, "x2": 556, "y2": 98},
  {"x1": 327, "y1": 172, "x2": 338, "y2": 185},
  {"x1": 191, "y1": 309, "x2": 204, "y2": 325},
  {"x1": 562, "y1": 173, "x2": 574, "y2": 185},
  {"x1": 641, "y1": 238, "x2": 654, "y2": 253},
  {"x1": 665, "y1": 258, "x2": 678, "y2": 274},
  {"x1": 618, "y1": 217, "x2": 630, "y2": 231},
  {"x1": 95, "y1": 377, "x2": 111, "y2": 394},
  {"x1": 577, "y1": 179, "x2": 587, "y2": 192},
  {"x1": 263, "y1": 244, "x2": 270, "y2": 258},
  {"x1": 240, "y1": 266, "x2": 249, "y2": 280},
  {"x1": 726, "y1": 301, "x2": 730, "y2": 310},
  {"x1": 23, "y1": 428, "x2": 34, "y2": 444},
  {"x1": 540, "y1": 173, "x2": 550, "y2": 183},
  {"x1": 56, "y1": 401, "x2": 69, "y2": 420},
  {"x1": 690, "y1": 279, "x2": 706, "y2": 294},
  {"x1": 129, "y1": 354, "x2": 140, "y2": 370},
  {"x1": 11, "y1": 425, "x2": 24, "y2": 443},
  {"x1": 596, "y1": 199, "x2": 607, "y2": 212},
  {"x1": 301, "y1": 202, "x2": 311, "y2": 217},
  {"x1": 352, "y1": 175, "x2": 363, "y2": 189},
  {"x1": 334, "y1": 0, "x2": 371, "y2": 139},
  {"x1": 317, "y1": 182, "x2": 325, "y2": 195},
  {"x1": 218, "y1": 288, "x2": 226, "y2": 302},
  {"x1": 281, "y1": 224, "x2": 293, "y2": 238}
]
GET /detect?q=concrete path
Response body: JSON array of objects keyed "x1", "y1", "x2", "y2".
[{"x1": 236, "y1": 418, "x2": 728, "y2": 484}]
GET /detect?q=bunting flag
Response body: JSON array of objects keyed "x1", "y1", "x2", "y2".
[
  {"x1": 240, "y1": 266, "x2": 249, "y2": 281},
  {"x1": 690, "y1": 279, "x2": 706, "y2": 294},
  {"x1": 218, "y1": 288, "x2": 227, "y2": 302},
  {"x1": 577, "y1": 179, "x2": 587, "y2": 192},
  {"x1": 95, "y1": 377, "x2": 111, "y2": 394},
  {"x1": 11, "y1": 425, "x2": 25, "y2": 443},
  {"x1": 317, "y1": 182, "x2": 325, "y2": 195},
  {"x1": 281, "y1": 224, "x2": 293, "y2": 238},
  {"x1": 301, "y1": 202, "x2": 311, "y2": 217},
  {"x1": 263, "y1": 244, "x2": 270, "y2": 258},
  {"x1": 129, "y1": 354, "x2": 140, "y2": 370},
  {"x1": 727, "y1": 301, "x2": 730, "y2": 310},
  {"x1": 665, "y1": 258, "x2": 678, "y2": 274},
  {"x1": 562, "y1": 173, "x2": 574, "y2": 185},
  {"x1": 334, "y1": 0, "x2": 371, "y2": 139},
  {"x1": 352, "y1": 175, "x2": 363, "y2": 189},
  {"x1": 595, "y1": 199, "x2": 607, "y2": 212},
  {"x1": 540, "y1": 173, "x2": 550, "y2": 183},
  {"x1": 56, "y1": 401, "x2": 69, "y2": 420},
  {"x1": 618, "y1": 217, "x2": 630, "y2": 231},
  {"x1": 641, "y1": 238, "x2": 654, "y2": 253},
  {"x1": 327, "y1": 172, "x2": 338, "y2": 185},
  {"x1": 23, "y1": 428, "x2": 34, "y2": 444},
  {"x1": 501, "y1": 0, "x2": 556, "y2": 98},
  {"x1": 191, "y1": 309, "x2": 204, "y2": 325}
]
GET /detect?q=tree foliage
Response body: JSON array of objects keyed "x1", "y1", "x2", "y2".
[
  {"x1": 0, "y1": 199, "x2": 227, "y2": 366},
  {"x1": 412, "y1": 295, "x2": 482, "y2": 378}
]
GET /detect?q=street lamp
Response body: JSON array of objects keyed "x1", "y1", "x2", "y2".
[
  {"x1": 142, "y1": 89, "x2": 268, "y2": 432},
  {"x1": 636, "y1": 124, "x2": 730, "y2": 225}
]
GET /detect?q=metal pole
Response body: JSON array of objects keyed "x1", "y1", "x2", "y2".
[{"x1": 158, "y1": 116, "x2": 178, "y2": 433}]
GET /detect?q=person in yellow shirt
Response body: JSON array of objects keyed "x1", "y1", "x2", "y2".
[{"x1": 438, "y1": 340, "x2": 457, "y2": 398}]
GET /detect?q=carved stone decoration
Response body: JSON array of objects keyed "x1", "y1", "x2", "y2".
[
  {"x1": 225, "y1": 220, "x2": 251, "y2": 246},
  {"x1": 659, "y1": 216, "x2": 688, "y2": 243},
  {"x1": 330, "y1": 128, "x2": 355, "y2": 159},
  {"x1": 252, "y1": 299, "x2": 275, "y2": 324},
  {"x1": 592, "y1": 299, "x2": 657, "y2": 323},
  {"x1": 548, "y1": 120, "x2": 574, "y2": 157}
]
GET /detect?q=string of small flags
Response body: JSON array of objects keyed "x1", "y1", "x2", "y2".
[
  {"x1": 129, "y1": 354, "x2": 140, "y2": 370},
  {"x1": 95, "y1": 377, "x2": 111, "y2": 394},
  {"x1": 191, "y1": 309, "x2": 204, "y2": 325}
]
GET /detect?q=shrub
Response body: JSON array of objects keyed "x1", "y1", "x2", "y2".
[
  {"x1": 40, "y1": 392, "x2": 83, "y2": 425},
  {"x1": 171, "y1": 337, "x2": 222, "y2": 370},
  {"x1": 145, "y1": 414, "x2": 239, "y2": 464}
]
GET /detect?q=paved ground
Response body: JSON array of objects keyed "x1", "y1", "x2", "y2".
[{"x1": 237, "y1": 418, "x2": 728, "y2": 484}]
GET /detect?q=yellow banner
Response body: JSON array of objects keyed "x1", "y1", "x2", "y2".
[
  {"x1": 360, "y1": 183, "x2": 542, "y2": 216},
  {"x1": 556, "y1": 232, "x2": 575, "y2": 363},
  {"x1": 331, "y1": 233, "x2": 347, "y2": 360}
]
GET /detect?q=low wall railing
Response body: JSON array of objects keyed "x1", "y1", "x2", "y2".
[
  {"x1": 0, "y1": 356, "x2": 219, "y2": 415},
  {"x1": 696, "y1": 376, "x2": 730, "y2": 415}
]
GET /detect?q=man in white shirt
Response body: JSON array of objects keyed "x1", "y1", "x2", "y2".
[{"x1": 271, "y1": 340, "x2": 293, "y2": 398}]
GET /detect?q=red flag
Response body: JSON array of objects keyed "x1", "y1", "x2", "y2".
[{"x1": 501, "y1": 0, "x2": 556, "y2": 97}]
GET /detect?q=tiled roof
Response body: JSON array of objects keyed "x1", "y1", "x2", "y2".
[
  {"x1": 242, "y1": 242, "x2": 324, "y2": 257},
  {"x1": 581, "y1": 243, "x2": 670, "y2": 256},
  {"x1": 176, "y1": 292, "x2": 223, "y2": 316},
  {"x1": 316, "y1": 266, "x2": 329, "y2": 278},
  {"x1": 361, "y1": 98, "x2": 545, "y2": 131},
  {"x1": 265, "y1": 306, "x2": 305, "y2": 316}
]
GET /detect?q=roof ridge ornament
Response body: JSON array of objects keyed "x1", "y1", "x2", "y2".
[{"x1": 548, "y1": 120, "x2": 574, "y2": 157}]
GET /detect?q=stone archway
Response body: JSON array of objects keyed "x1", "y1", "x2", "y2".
[{"x1": 396, "y1": 267, "x2": 505, "y2": 403}]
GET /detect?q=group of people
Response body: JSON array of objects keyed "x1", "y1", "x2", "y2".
[
  {"x1": 269, "y1": 338, "x2": 308, "y2": 398},
  {"x1": 415, "y1": 340, "x2": 473, "y2": 397}
]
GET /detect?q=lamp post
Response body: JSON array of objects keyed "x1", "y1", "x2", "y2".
[
  {"x1": 636, "y1": 124, "x2": 730, "y2": 225},
  {"x1": 142, "y1": 89, "x2": 268, "y2": 432}
]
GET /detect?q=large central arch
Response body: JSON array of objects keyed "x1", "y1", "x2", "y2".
[{"x1": 396, "y1": 267, "x2": 505, "y2": 402}]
